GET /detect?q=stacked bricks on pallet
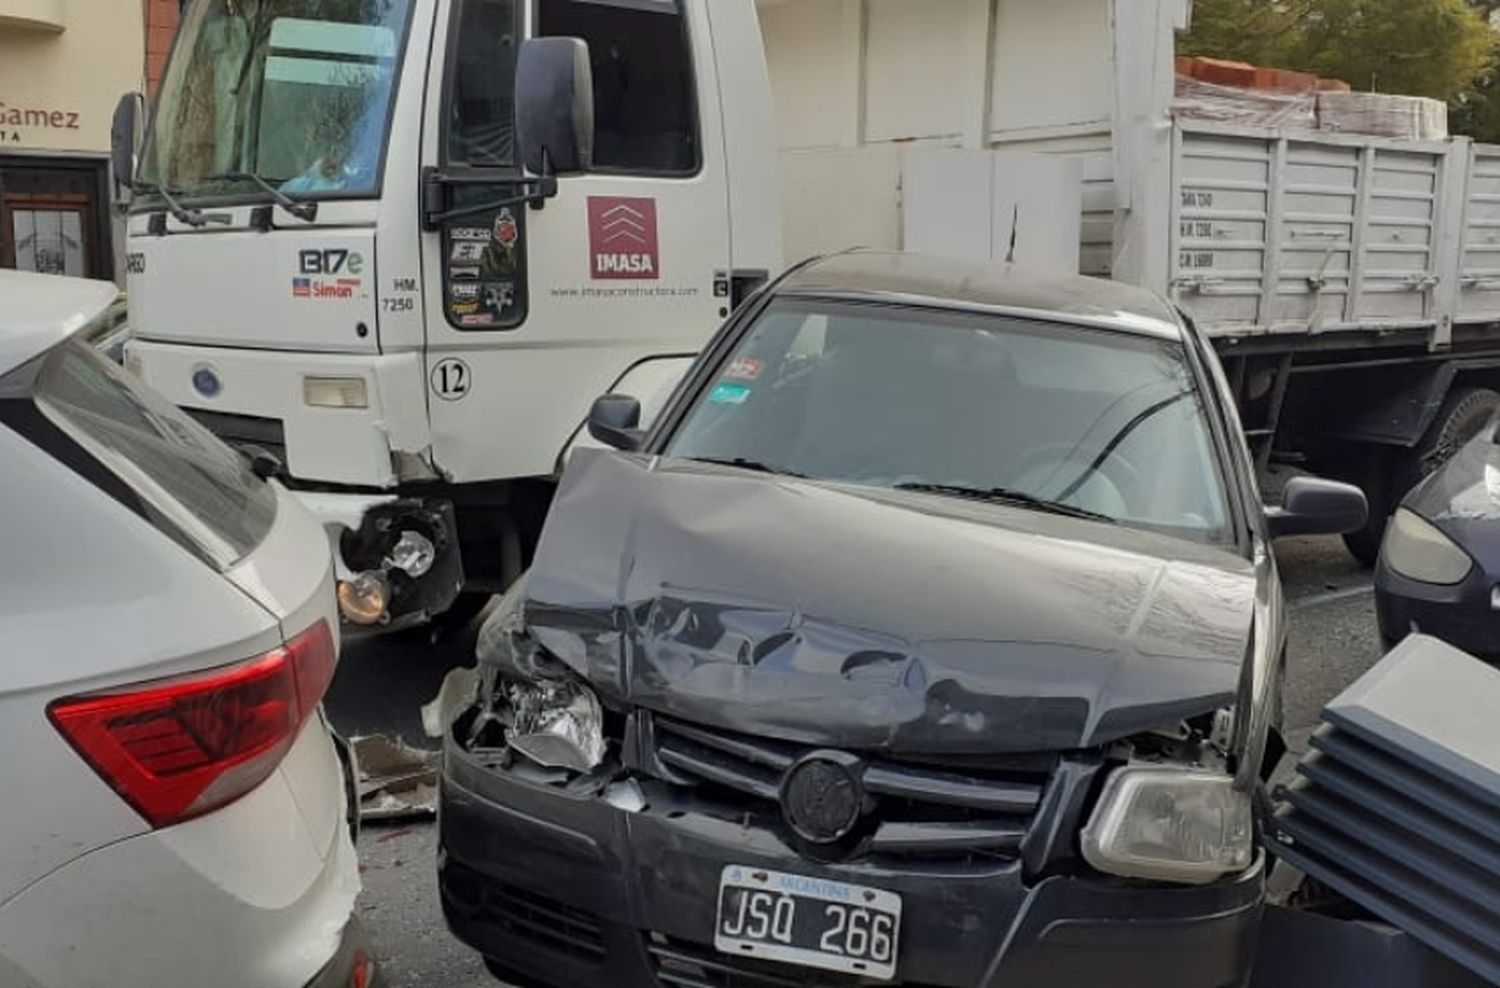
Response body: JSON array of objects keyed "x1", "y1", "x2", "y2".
[
  {"x1": 1173, "y1": 55, "x2": 1447, "y2": 139},
  {"x1": 1173, "y1": 57, "x2": 1317, "y2": 129}
]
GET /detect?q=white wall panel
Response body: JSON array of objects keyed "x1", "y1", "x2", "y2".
[
  {"x1": 760, "y1": 0, "x2": 852, "y2": 150},
  {"x1": 863, "y1": 0, "x2": 973, "y2": 143},
  {"x1": 779, "y1": 146, "x2": 903, "y2": 260},
  {"x1": 991, "y1": 0, "x2": 1112, "y2": 137}
]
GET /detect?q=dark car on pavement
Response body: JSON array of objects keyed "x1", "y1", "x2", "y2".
[
  {"x1": 1376, "y1": 419, "x2": 1500, "y2": 658},
  {"x1": 437, "y1": 252, "x2": 1367, "y2": 988}
]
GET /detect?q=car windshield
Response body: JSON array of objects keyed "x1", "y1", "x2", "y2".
[
  {"x1": 138, "y1": 0, "x2": 414, "y2": 202},
  {"x1": 29, "y1": 339, "x2": 277, "y2": 569},
  {"x1": 666, "y1": 302, "x2": 1233, "y2": 544}
]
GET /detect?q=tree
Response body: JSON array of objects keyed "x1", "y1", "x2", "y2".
[
  {"x1": 1177, "y1": 0, "x2": 1307, "y2": 68},
  {"x1": 1290, "y1": 0, "x2": 1494, "y2": 97},
  {"x1": 1180, "y1": 0, "x2": 1495, "y2": 100}
]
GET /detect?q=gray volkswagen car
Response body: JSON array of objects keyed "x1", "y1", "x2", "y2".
[{"x1": 438, "y1": 252, "x2": 1367, "y2": 988}]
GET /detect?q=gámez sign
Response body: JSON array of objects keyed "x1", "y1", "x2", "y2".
[
  {"x1": 587, "y1": 196, "x2": 660, "y2": 280},
  {"x1": 0, "y1": 102, "x2": 82, "y2": 144}
]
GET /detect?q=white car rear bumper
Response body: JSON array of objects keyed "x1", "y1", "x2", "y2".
[{"x1": 0, "y1": 721, "x2": 361, "y2": 988}]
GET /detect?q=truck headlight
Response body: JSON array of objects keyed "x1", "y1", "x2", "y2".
[
  {"x1": 1382, "y1": 508, "x2": 1473, "y2": 585},
  {"x1": 303, "y1": 375, "x2": 369, "y2": 409},
  {"x1": 1081, "y1": 766, "x2": 1253, "y2": 885}
]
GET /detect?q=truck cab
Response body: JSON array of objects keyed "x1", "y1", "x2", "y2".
[{"x1": 118, "y1": 0, "x2": 781, "y2": 628}]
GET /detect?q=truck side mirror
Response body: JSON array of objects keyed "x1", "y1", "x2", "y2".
[
  {"x1": 110, "y1": 92, "x2": 145, "y2": 200},
  {"x1": 588, "y1": 394, "x2": 643, "y2": 451},
  {"x1": 1266, "y1": 477, "x2": 1368, "y2": 539},
  {"x1": 516, "y1": 37, "x2": 594, "y2": 177}
]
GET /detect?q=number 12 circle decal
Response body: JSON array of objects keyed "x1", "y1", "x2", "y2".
[{"x1": 431, "y1": 358, "x2": 471, "y2": 401}]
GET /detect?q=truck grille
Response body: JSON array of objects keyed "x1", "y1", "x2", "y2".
[
  {"x1": 1273, "y1": 723, "x2": 1500, "y2": 983},
  {"x1": 651, "y1": 717, "x2": 1049, "y2": 860}
]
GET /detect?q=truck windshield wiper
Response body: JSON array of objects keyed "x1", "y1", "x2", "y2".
[
  {"x1": 893, "y1": 482, "x2": 1117, "y2": 523},
  {"x1": 132, "y1": 181, "x2": 231, "y2": 228},
  {"x1": 685, "y1": 456, "x2": 807, "y2": 478},
  {"x1": 206, "y1": 171, "x2": 317, "y2": 222}
]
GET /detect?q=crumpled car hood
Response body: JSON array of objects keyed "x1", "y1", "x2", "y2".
[{"x1": 519, "y1": 450, "x2": 1255, "y2": 754}]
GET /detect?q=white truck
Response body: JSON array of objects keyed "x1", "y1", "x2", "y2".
[
  {"x1": 755, "y1": 0, "x2": 1500, "y2": 564},
  {"x1": 117, "y1": 0, "x2": 1500, "y2": 631},
  {"x1": 113, "y1": 0, "x2": 781, "y2": 629}
]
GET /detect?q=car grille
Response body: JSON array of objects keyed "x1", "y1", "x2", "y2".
[
  {"x1": 1273, "y1": 723, "x2": 1500, "y2": 983},
  {"x1": 651, "y1": 716, "x2": 1050, "y2": 860},
  {"x1": 648, "y1": 934, "x2": 941, "y2": 988}
]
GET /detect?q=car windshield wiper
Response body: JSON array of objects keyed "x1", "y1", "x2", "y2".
[
  {"x1": 893, "y1": 482, "x2": 1117, "y2": 523},
  {"x1": 204, "y1": 171, "x2": 317, "y2": 221},
  {"x1": 132, "y1": 181, "x2": 231, "y2": 228},
  {"x1": 1053, "y1": 390, "x2": 1193, "y2": 502},
  {"x1": 685, "y1": 456, "x2": 807, "y2": 478}
]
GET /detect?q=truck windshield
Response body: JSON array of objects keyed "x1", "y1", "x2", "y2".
[{"x1": 139, "y1": 0, "x2": 414, "y2": 203}]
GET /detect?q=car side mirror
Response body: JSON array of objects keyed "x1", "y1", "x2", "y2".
[
  {"x1": 110, "y1": 91, "x2": 145, "y2": 201},
  {"x1": 588, "y1": 394, "x2": 643, "y2": 451},
  {"x1": 1266, "y1": 477, "x2": 1368, "y2": 539},
  {"x1": 516, "y1": 37, "x2": 594, "y2": 178}
]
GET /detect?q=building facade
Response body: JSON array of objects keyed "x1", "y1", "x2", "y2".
[{"x1": 0, "y1": 0, "x2": 179, "y2": 282}]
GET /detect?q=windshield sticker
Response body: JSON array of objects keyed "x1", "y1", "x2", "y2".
[
  {"x1": 452, "y1": 227, "x2": 490, "y2": 242},
  {"x1": 710, "y1": 383, "x2": 753, "y2": 406},
  {"x1": 725, "y1": 357, "x2": 765, "y2": 381},
  {"x1": 452, "y1": 241, "x2": 486, "y2": 263},
  {"x1": 588, "y1": 197, "x2": 660, "y2": 280}
]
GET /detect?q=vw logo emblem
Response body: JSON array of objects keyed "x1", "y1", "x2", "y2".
[
  {"x1": 191, "y1": 365, "x2": 223, "y2": 399},
  {"x1": 780, "y1": 752, "x2": 865, "y2": 844}
]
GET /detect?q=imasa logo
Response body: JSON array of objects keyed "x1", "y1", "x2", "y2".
[{"x1": 588, "y1": 197, "x2": 659, "y2": 280}]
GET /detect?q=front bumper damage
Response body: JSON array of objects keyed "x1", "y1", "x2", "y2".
[
  {"x1": 439, "y1": 734, "x2": 1265, "y2": 988},
  {"x1": 436, "y1": 572, "x2": 1268, "y2": 988}
]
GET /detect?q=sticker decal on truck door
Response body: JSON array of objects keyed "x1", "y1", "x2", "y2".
[{"x1": 440, "y1": 188, "x2": 528, "y2": 331}]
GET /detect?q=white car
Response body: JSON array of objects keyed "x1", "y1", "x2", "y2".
[{"x1": 0, "y1": 271, "x2": 373, "y2": 988}]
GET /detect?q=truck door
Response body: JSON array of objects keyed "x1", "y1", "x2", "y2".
[{"x1": 419, "y1": 0, "x2": 732, "y2": 484}]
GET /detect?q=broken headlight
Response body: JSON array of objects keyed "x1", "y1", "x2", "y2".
[
  {"x1": 1080, "y1": 765, "x2": 1253, "y2": 885},
  {"x1": 502, "y1": 677, "x2": 607, "y2": 774}
]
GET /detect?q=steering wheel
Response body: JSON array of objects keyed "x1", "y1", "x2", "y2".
[{"x1": 1007, "y1": 442, "x2": 1144, "y2": 516}]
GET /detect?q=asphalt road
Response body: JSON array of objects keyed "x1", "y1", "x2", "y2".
[{"x1": 324, "y1": 533, "x2": 1387, "y2": 988}]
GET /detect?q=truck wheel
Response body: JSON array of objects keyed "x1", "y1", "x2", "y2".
[
  {"x1": 1326, "y1": 447, "x2": 1391, "y2": 567},
  {"x1": 1415, "y1": 386, "x2": 1500, "y2": 477}
]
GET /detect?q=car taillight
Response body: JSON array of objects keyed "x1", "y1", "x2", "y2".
[{"x1": 48, "y1": 621, "x2": 337, "y2": 829}]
